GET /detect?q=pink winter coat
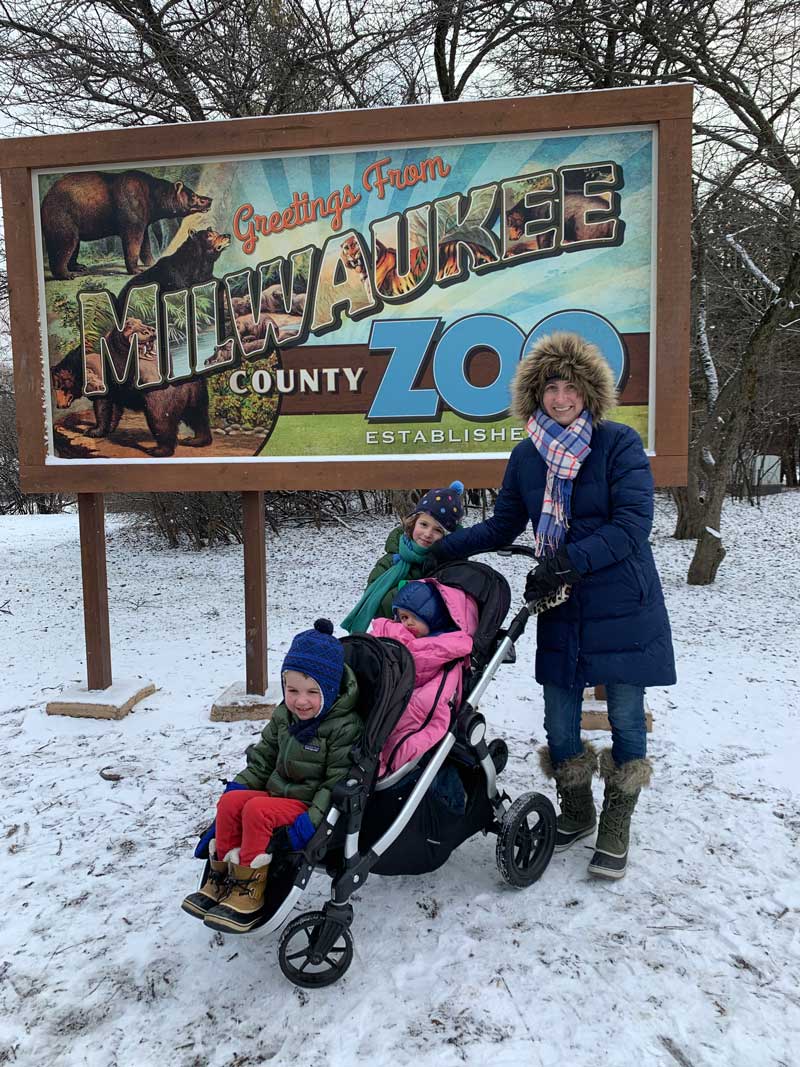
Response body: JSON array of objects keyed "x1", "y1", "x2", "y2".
[{"x1": 370, "y1": 581, "x2": 478, "y2": 778}]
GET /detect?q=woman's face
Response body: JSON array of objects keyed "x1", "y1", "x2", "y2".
[{"x1": 542, "y1": 379, "x2": 585, "y2": 426}]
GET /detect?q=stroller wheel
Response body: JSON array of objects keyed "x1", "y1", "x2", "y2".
[
  {"x1": 278, "y1": 910, "x2": 354, "y2": 988},
  {"x1": 496, "y1": 792, "x2": 556, "y2": 888}
]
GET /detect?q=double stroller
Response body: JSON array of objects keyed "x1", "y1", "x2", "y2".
[{"x1": 193, "y1": 549, "x2": 557, "y2": 988}]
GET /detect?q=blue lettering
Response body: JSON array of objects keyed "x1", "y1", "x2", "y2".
[
  {"x1": 433, "y1": 315, "x2": 524, "y2": 418},
  {"x1": 367, "y1": 318, "x2": 440, "y2": 420}
]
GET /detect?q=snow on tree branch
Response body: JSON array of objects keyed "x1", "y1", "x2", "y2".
[
  {"x1": 697, "y1": 278, "x2": 719, "y2": 411},
  {"x1": 724, "y1": 233, "x2": 780, "y2": 295}
]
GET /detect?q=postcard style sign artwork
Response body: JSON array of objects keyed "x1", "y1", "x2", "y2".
[
  {"x1": 37, "y1": 129, "x2": 652, "y2": 458},
  {"x1": 3, "y1": 89, "x2": 691, "y2": 490}
]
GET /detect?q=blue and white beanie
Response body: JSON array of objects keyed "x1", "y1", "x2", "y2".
[
  {"x1": 413, "y1": 480, "x2": 464, "y2": 532},
  {"x1": 281, "y1": 619, "x2": 344, "y2": 715}
]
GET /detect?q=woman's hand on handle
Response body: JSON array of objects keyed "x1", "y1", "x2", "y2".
[{"x1": 524, "y1": 548, "x2": 582, "y2": 602}]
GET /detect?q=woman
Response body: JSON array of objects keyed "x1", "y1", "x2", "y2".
[{"x1": 432, "y1": 332, "x2": 676, "y2": 879}]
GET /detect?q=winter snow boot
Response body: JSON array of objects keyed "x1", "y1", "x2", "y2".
[
  {"x1": 588, "y1": 750, "x2": 652, "y2": 880},
  {"x1": 181, "y1": 844, "x2": 229, "y2": 920},
  {"x1": 539, "y1": 742, "x2": 597, "y2": 852},
  {"x1": 203, "y1": 856, "x2": 270, "y2": 934}
]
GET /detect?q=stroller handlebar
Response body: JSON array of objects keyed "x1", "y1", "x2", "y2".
[{"x1": 487, "y1": 543, "x2": 572, "y2": 619}]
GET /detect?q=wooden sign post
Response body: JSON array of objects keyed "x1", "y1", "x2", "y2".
[{"x1": 211, "y1": 491, "x2": 275, "y2": 721}]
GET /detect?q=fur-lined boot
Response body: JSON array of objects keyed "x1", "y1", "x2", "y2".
[
  {"x1": 539, "y1": 742, "x2": 597, "y2": 852},
  {"x1": 203, "y1": 852, "x2": 270, "y2": 934},
  {"x1": 589, "y1": 750, "x2": 652, "y2": 879},
  {"x1": 181, "y1": 840, "x2": 229, "y2": 920}
]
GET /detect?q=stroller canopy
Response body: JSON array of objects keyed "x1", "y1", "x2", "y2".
[
  {"x1": 341, "y1": 634, "x2": 416, "y2": 761},
  {"x1": 429, "y1": 561, "x2": 511, "y2": 665}
]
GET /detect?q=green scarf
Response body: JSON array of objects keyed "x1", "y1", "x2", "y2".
[{"x1": 341, "y1": 535, "x2": 430, "y2": 634}]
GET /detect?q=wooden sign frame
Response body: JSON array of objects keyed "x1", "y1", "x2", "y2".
[{"x1": 3, "y1": 85, "x2": 692, "y2": 494}]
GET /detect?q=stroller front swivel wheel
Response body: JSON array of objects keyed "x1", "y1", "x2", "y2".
[
  {"x1": 278, "y1": 910, "x2": 354, "y2": 988},
  {"x1": 496, "y1": 792, "x2": 556, "y2": 888}
]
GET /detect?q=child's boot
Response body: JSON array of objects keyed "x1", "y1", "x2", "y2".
[
  {"x1": 588, "y1": 750, "x2": 652, "y2": 879},
  {"x1": 181, "y1": 841, "x2": 229, "y2": 919},
  {"x1": 203, "y1": 855, "x2": 270, "y2": 934},
  {"x1": 539, "y1": 742, "x2": 597, "y2": 851}
]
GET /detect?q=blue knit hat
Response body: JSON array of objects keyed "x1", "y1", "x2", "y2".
[
  {"x1": 392, "y1": 582, "x2": 453, "y2": 636},
  {"x1": 412, "y1": 480, "x2": 464, "y2": 532},
  {"x1": 281, "y1": 619, "x2": 344, "y2": 715}
]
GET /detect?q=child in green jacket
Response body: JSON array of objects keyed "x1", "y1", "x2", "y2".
[
  {"x1": 341, "y1": 480, "x2": 465, "y2": 633},
  {"x1": 182, "y1": 619, "x2": 363, "y2": 934}
]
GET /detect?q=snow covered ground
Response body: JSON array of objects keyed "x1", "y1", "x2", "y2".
[{"x1": 0, "y1": 492, "x2": 798, "y2": 1067}]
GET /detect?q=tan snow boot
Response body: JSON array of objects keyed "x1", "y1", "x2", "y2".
[
  {"x1": 203, "y1": 855, "x2": 270, "y2": 934},
  {"x1": 181, "y1": 853, "x2": 229, "y2": 920}
]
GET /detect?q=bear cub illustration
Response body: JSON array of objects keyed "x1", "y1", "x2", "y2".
[
  {"x1": 41, "y1": 169, "x2": 212, "y2": 280},
  {"x1": 51, "y1": 228, "x2": 231, "y2": 457},
  {"x1": 51, "y1": 321, "x2": 211, "y2": 458}
]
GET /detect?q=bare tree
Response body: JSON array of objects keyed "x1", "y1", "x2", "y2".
[
  {"x1": 0, "y1": 0, "x2": 418, "y2": 132},
  {"x1": 499, "y1": 0, "x2": 800, "y2": 583}
]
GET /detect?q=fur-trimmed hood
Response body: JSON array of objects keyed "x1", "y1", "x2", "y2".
[{"x1": 511, "y1": 332, "x2": 617, "y2": 423}]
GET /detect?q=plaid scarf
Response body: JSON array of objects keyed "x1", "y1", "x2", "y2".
[{"x1": 527, "y1": 408, "x2": 592, "y2": 557}]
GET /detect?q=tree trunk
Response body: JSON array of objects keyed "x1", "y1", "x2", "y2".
[
  {"x1": 686, "y1": 470, "x2": 730, "y2": 584},
  {"x1": 687, "y1": 526, "x2": 727, "y2": 584},
  {"x1": 781, "y1": 444, "x2": 798, "y2": 487},
  {"x1": 683, "y1": 252, "x2": 800, "y2": 582},
  {"x1": 672, "y1": 485, "x2": 706, "y2": 539}
]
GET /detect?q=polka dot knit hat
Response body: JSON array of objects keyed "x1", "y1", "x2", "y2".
[{"x1": 412, "y1": 480, "x2": 464, "y2": 532}]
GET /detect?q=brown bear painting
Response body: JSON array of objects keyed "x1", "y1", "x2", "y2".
[
  {"x1": 115, "y1": 227, "x2": 231, "y2": 313},
  {"x1": 51, "y1": 227, "x2": 232, "y2": 458},
  {"x1": 41, "y1": 170, "x2": 212, "y2": 280},
  {"x1": 51, "y1": 322, "x2": 212, "y2": 458}
]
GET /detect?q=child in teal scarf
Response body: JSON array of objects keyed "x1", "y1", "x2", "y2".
[{"x1": 342, "y1": 481, "x2": 465, "y2": 634}]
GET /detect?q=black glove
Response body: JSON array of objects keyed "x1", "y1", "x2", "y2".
[
  {"x1": 524, "y1": 547, "x2": 582, "y2": 602},
  {"x1": 267, "y1": 826, "x2": 291, "y2": 854}
]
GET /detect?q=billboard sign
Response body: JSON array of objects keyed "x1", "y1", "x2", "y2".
[{"x1": 2, "y1": 87, "x2": 691, "y2": 491}]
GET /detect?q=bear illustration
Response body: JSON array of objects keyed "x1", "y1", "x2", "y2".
[
  {"x1": 115, "y1": 226, "x2": 231, "y2": 312},
  {"x1": 51, "y1": 228, "x2": 231, "y2": 457},
  {"x1": 52, "y1": 320, "x2": 211, "y2": 458},
  {"x1": 41, "y1": 170, "x2": 212, "y2": 280}
]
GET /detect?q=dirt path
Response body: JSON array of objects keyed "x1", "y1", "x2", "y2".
[{"x1": 53, "y1": 411, "x2": 263, "y2": 458}]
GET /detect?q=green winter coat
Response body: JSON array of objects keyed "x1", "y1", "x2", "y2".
[
  {"x1": 233, "y1": 664, "x2": 363, "y2": 828},
  {"x1": 367, "y1": 526, "x2": 432, "y2": 620}
]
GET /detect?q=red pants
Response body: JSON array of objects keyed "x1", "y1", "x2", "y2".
[{"x1": 215, "y1": 790, "x2": 308, "y2": 866}]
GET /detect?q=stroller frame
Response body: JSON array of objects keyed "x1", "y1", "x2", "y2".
[{"x1": 193, "y1": 546, "x2": 559, "y2": 987}]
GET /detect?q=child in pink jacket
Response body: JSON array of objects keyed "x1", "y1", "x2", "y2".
[{"x1": 370, "y1": 579, "x2": 478, "y2": 778}]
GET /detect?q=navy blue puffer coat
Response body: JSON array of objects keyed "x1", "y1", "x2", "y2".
[{"x1": 436, "y1": 421, "x2": 677, "y2": 689}]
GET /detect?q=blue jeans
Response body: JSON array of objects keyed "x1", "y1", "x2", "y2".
[{"x1": 543, "y1": 682, "x2": 647, "y2": 766}]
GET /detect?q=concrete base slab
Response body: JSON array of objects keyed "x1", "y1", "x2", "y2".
[
  {"x1": 46, "y1": 679, "x2": 156, "y2": 720},
  {"x1": 211, "y1": 683, "x2": 276, "y2": 722},
  {"x1": 581, "y1": 689, "x2": 653, "y2": 733}
]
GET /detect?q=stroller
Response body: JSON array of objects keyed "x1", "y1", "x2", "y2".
[{"x1": 193, "y1": 546, "x2": 558, "y2": 988}]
